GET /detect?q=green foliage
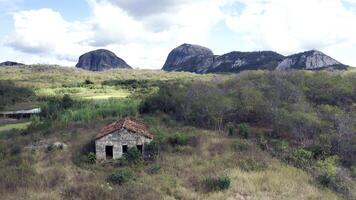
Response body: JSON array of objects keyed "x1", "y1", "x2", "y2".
[
  {"x1": 203, "y1": 175, "x2": 231, "y2": 192},
  {"x1": 239, "y1": 159, "x2": 268, "y2": 172},
  {"x1": 315, "y1": 156, "x2": 338, "y2": 185},
  {"x1": 63, "y1": 99, "x2": 138, "y2": 124},
  {"x1": 144, "y1": 140, "x2": 160, "y2": 160},
  {"x1": 124, "y1": 147, "x2": 142, "y2": 164},
  {"x1": 168, "y1": 132, "x2": 192, "y2": 146},
  {"x1": 87, "y1": 152, "x2": 96, "y2": 164},
  {"x1": 238, "y1": 123, "x2": 250, "y2": 139},
  {"x1": 73, "y1": 140, "x2": 96, "y2": 166},
  {"x1": 287, "y1": 149, "x2": 313, "y2": 168},
  {"x1": 108, "y1": 169, "x2": 132, "y2": 185},
  {"x1": 46, "y1": 143, "x2": 63, "y2": 152},
  {"x1": 0, "y1": 80, "x2": 35, "y2": 110},
  {"x1": 28, "y1": 115, "x2": 42, "y2": 129},
  {"x1": 84, "y1": 79, "x2": 94, "y2": 85}
]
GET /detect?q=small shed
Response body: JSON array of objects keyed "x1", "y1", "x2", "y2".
[
  {"x1": 0, "y1": 108, "x2": 41, "y2": 119},
  {"x1": 95, "y1": 118, "x2": 153, "y2": 160}
]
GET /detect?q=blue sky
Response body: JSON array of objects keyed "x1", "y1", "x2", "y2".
[{"x1": 1, "y1": 0, "x2": 356, "y2": 69}]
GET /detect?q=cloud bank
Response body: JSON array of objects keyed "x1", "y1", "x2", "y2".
[{"x1": 2, "y1": 0, "x2": 356, "y2": 68}]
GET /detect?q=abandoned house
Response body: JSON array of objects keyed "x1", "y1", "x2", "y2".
[{"x1": 95, "y1": 118, "x2": 153, "y2": 160}]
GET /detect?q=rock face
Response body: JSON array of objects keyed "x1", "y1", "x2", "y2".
[
  {"x1": 162, "y1": 44, "x2": 348, "y2": 73},
  {"x1": 277, "y1": 50, "x2": 347, "y2": 70},
  {"x1": 162, "y1": 44, "x2": 215, "y2": 73},
  {"x1": 76, "y1": 49, "x2": 131, "y2": 71},
  {"x1": 207, "y1": 51, "x2": 284, "y2": 73},
  {"x1": 162, "y1": 44, "x2": 284, "y2": 73},
  {"x1": 0, "y1": 61, "x2": 25, "y2": 66}
]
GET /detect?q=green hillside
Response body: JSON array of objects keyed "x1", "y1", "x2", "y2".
[{"x1": 0, "y1": 65, "x2": 355, "y2": 200}]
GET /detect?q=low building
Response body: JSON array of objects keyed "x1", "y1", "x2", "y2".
[
  {"x1": 95, "y1": 118, "x2": 153, "y2": 160},
  {"x1": 0, "y1": 108, "x2": 41, "y2": 119}
]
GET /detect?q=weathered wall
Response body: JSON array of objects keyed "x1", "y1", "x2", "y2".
[{"x1": 95, "y1": 128, "x2": 152, "y2": 160}]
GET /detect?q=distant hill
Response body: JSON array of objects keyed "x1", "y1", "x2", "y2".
[
  {"x1": 0, "y1": 61, "x2": 25, "y2": 67},
  {"x1": 276, "y1": 50, "x2": 348, "y2": 70},
  {"x1": 162, "y1": 43, "x2": 215, "y2": 73},
  {"x1": 207, "y1": 51, "x2": 284, "y2": 73},
  {"x1": 162, "y1": 44, "x2": 348, "y2": 73},
  {"x1": 76, "y1": 49, "x2": 132, "y2": 71}
]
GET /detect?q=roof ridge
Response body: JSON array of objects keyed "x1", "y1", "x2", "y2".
[{"x1": 96, "y1": 118, "x2": 153, "y2": 140}]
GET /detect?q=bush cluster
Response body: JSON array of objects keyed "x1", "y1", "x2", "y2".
[
  {"x1": 168, "y1": 132, "x2": 196, "y2": 146},
  {"x1": 124, "y1": 147, "x2": 142, "y2": 164},
  {"x1": 108, "y1": 169, "x2": 132, "y2": 185},
  {"x1": 203, "y1": 175, "x2": 231, "y2": 192}
]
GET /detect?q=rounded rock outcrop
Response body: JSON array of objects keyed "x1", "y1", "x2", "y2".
[
  {"x1": 277, "y1": 50, "x2": 347, "y2": 70},
  {"x1": 76, "y1": 49, "x2": 131, "y2": 71},
  {"x1": 162, "y1": 43, "x2": 214, "y2": 73}
]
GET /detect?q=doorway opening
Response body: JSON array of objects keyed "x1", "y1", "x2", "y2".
[
  {"x1": 122, "y1": 145, "x2": 128, "y2": 154},
  {"x1": 137, "y1": 145, "x2": 143, "y2": 153},
  {"x1": 105, "y1": 146, "x2": 113, "y2": 159}
]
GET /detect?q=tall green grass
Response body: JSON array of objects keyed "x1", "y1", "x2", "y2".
[{"x1": 58, "y1": 98, "x2": 139, "y2": 125}]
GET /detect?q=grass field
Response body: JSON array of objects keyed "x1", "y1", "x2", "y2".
[
  {"x1": 35, "y1": 87, "x2": 130, "y2": 100},
  {"x1": 0, "y1": 122, "x2": 31, "y2": 133},
  {"x1": 0, "y1": 65, "x2": 212, "y2": 88}
]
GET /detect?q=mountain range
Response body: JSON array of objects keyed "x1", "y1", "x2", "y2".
[
  {"x1": 162, "y1": 44, "x2": 348, "y2": 73},
  {"x1": 1, "y1": 44, "x2": 349, "y2": 72}
]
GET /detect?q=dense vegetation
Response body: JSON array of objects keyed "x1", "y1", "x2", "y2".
[
  {"x1": 0, "y1": 66, "x2": 355, "y2": 199},
  {"x1": 141, "y1": 70, "x2": 356, "y2": 198}
]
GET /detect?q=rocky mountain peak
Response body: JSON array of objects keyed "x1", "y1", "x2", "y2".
[
  {"x1": 76, "y1": 49, "x2": 132, "y2": 71},
  {"x1": 0, "y1": 61, "x2": 25, "y2": 67},
  {"x1": 162, "y1": 44, "x2": 214, "y2": 72},
  {"x1": 277, "y1": 50, "x2": 347, "y2": 70}
]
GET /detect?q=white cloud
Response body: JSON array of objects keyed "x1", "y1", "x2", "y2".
[
  {"x1": 5, "y1": 8, "x2": 93, "y2": 62},
  {"x1": 3, "y1": 0, "x2": 225, "y2": 68},
  {"x1": 2, "y1": 0, "x2": 356, "y2": 68},
  {"x1": 224, "y1": 0, "x2": 356, "y2": 59}
]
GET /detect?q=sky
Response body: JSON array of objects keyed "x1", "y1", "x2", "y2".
[{"x1": 0, "y1": 0, "x2": 356, "y2": 69}]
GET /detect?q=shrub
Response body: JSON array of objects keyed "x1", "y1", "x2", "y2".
[
  {"x1": 239, "y1": 123, "x2": 250, "y2": 139},
  {"x1": 124, "y1": 147, "x2": 142, "y2": 164},
  {"x1": 239, "y1": 159, "x2": 268, "y2": 172},
  {"x1": 108, "y1": 169, "x2": 132, "y2": 185},
  {"x1": 84, "y1": 79, "x2": 94, "y2": 85},
  {"x1": 315, "y1": 156, "x2": 338, "y2": 185},
  {"x1": 29, "y1": 115, "x2": 42, "y2": 129},
  {"x1": 203, "y1": 175, "x2": 231, "y2": 192},
  {"x1": 61, "y1": 94, "x2": 74, "y2": 109},
  {"x1": 46, "y1": 144, "x2": 55, "y2": 152},
  {"x1": 87, "y1": 152, "x2": 96, "y2": 164},
  {"x1": 287, "y1": 149, "x2": 313, "y2": 168},
  {"x1": 144, "y1": 140, "x2": 160, "y2": 160},
  {"x1": 168, "y1": 132, "x2": 194, "y2": 146},
  {"x1": 46, "y1": 143, "x2": 64, "y2": 152}
]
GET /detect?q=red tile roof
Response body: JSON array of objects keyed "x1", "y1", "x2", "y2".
[{"x1": 95, "y1": 118, "x2": 153, "y2": 140}]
